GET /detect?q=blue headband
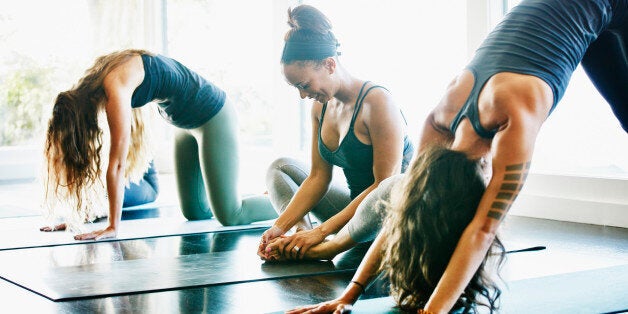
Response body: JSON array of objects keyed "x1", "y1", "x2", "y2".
[{"x1": 281, "y1": 40, "x2": 338, "y2": 63}]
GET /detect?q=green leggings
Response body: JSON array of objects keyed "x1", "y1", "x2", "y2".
[{"x1": 173, "y1": 99, "x2": 278, "y2": 225}]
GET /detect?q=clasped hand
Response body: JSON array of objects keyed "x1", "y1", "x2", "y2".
[{"x1": 259, "y1": 227, "x2": 326, "y2": 261}]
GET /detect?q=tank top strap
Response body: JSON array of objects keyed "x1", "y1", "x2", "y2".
[
  {"x1": 350, "y1": 82, "x2": 388, "y2": 128},
  {"x1": 319, "y1": 102, "x2": 329, "y2": 128}
]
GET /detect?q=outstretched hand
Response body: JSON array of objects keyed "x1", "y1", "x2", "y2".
[
  {"x1": 40, "y1": 223, "x2": 67, "y2": 232},
  {"x1": 73, "y1": 226, "x2": 117, "y2": 241},
  {"x1": 286, "y1": 299, "x2": 354, "y2": 314}
]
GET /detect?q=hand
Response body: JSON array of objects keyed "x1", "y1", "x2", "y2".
[
  {"x1": 280, "y1": 227, "x2": 326, "y2": 259},
  {"x1": 40, "y1": 223, "x2": 67, "y2": 232},
  {"x1": 73, "y1": 225, "x2": 117, "y2": 241},
  {"x1": 258, "y1": 225, "x2": 285, "y2": 259},
  {"x1": 262, "y1": 236, "x2": 290, "y2": 261},
  {"x1": 286, "y1": 299, "x2": 354, "y2": 314}
]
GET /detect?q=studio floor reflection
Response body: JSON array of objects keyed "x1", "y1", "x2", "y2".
[{"x1": 0, "y1": 207, "x2": 626, "y2": 313}]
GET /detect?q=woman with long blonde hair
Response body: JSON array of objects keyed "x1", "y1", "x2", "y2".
[{"x1": 44, "y1": 49, "x2": 277, "y2": 240}]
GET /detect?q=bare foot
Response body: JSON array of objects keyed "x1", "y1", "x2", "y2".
[{"x1": 40, "y1": 223, "x2": 67, "y2": 232}]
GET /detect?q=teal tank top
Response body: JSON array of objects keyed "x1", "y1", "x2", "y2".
[
  {"x1": 318, "y1": 82, "x2": 414, "y2": 199},
  {"x1": 131, "y1": 54, "x2": 225, "y2": 129},
  {"x1": 450, "y1": 0, "x2": 622, "y2": 138}
]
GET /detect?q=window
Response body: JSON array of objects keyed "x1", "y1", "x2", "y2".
[{"x1": 0, "y1": 0, "x2": 165, "y2": 180}]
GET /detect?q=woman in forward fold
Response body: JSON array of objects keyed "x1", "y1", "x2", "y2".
[
  {"x1": 43, "y1": 49, "x2": 277, "y2": 240},
  {"x1": 288, "y1": 0, "x2": 628, "y2": 312},
  {"x1": 258, "y1": 5, "x2": 414, "y2": 261}
]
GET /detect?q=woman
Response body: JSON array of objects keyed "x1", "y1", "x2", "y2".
[
  {"x1": 257, "y1": 5, "x2": 414, "y2": 261},
  {"x1": 43, "y1": 49, "x2": 277, "y2": 240},
  {"x1": 288, "y1": 0, "x2": 628, "y2": 312},
  {"x1": 288, "y1": 147, "x2": 505, "y2": 313}
]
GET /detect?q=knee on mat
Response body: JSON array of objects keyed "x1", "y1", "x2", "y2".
[
  {"x1": 215, "y1": 215, "x2": 242, "y2": 227},
  {"x1": 181, "y1": 208, "x2": 213, "y2": 221}
]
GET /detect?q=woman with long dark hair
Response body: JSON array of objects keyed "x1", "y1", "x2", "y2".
[{"x1": 288, "y1": 146, "x2": 505, "y2": 313}]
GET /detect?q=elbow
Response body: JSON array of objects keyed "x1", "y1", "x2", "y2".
[
  {"x1": 107, "y1": 158, "x2": 127, "y2": 177},
  {"x1": 468, "y1": 219, "x2": 500, "y2": 248}
]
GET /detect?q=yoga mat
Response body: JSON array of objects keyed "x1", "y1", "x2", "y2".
[
  {"x1": 0, "y1": 215, "x2": 274, "y2": 251},
  {"x1": 0, "y1": 240, "x2": 368, "y2": 301},
  {"x1": 344, "y1": 264, "x2": 628, "y2": 314},
  {"x1": 500, "y1": 264, "x2": 628, "y2": 314}
]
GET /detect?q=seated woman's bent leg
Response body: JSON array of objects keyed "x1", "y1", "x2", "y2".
[
  {"x1": 275, "y1": 174, "x2": 403, "y2": 261},
  {"x1": 345, "y1": 174, "x2": 403, "y2": 243},
  {"x1": 266, "y1": 157, "x2": 315, "y2": 229}
]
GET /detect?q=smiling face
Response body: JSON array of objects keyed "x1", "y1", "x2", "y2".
[{"x1": 282, "y1": 59, "x2": 335, "y2": 103}]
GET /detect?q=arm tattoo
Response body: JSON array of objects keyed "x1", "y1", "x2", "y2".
[{"x1": 487, "y1": 161, "x2": 530, "y2": 220}]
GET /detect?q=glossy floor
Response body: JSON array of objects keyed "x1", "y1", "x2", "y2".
[{"x1": 0, "y1": 174, "x2": 626, "y2": 314}]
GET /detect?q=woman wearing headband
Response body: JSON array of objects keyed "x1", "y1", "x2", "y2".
[
  {"x1": 288, "y1": 0, "x2": 628, "y2": 312},
  {"x1": 257, "y1": 5, "x2": 414, "y2": 261},
  {"x1": 43, "y1": 49, "x2": 277, "y2": 239}
]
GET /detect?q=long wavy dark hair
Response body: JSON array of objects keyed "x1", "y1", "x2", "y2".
[
  {"x1": 43, "y1": 49, "x2": 154, "y2": 225},
  {"x1": 381, "y1": 145, "x2": 505, "y2": 312}
]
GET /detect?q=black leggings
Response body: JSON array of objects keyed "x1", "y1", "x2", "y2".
[{"x1": 581, "y1": 24, "x2": 628, "y2": 132}]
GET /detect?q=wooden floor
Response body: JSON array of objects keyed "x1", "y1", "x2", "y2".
[{"x1": 0, "y1": 179, "x2": 627, "y2": 313}]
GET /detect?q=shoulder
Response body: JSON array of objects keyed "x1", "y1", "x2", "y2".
[
  {"x1": 362, "y1": 84, "x2": 393, "y2": 106},
  {"x1": 103, "y1": 55, "x2": 145, "y2": 95},
  {"x1": 359, "y1": 84, "x2": 398, "y2": 119},
  {"x1": 310, "y1": 100, "x2": 326, "y2": 120},
  {"x1": 482, "y1": 73, "x2": 553, "y2": 129}
]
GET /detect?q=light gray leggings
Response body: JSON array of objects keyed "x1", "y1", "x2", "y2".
[
  {"x1": 265, "y1": 157, "x2": 402, "y2": 243},
  {"x1": 174, "y1": 99, "x2": 277, "y2": 225}
]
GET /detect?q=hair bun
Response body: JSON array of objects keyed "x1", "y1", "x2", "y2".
[{"x1": 287, "y1": 5, "x2": 332, "y2": 35}]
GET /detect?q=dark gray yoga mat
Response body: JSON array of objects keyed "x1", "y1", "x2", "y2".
[
  {"x1": 0, "y1": 215, "x2": 273, "y2": 251},
  {"x1": 0, "y1": 237, "x2": 368, "y2": 301},
  {"x1": 345, "y1": 264, "x2": 628, "y2": 314}
]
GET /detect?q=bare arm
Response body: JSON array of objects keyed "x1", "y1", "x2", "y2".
[
  {"x1": 423, "y1": 105, "x2": 545, "y2": 313},
  {"x1": 417, "y1": 111, "x2": 454, "y2": 153},
  {"x1": 74, "y1": 58, "x2": 144, "y2": 240},
  {"x1": 316, "y1": 90, "x2": 406, "y2": 239},
  {"x1": 286, "y1": 230, "x2": 387, "y2": 314},
  {"x1": 271, "y1": 102, "x2": 335, "y2": 232}
]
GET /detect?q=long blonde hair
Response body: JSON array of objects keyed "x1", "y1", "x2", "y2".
[
  {"x1": 381, "y1": 146, "x2": 504, "y2": 312},
  {"x1": 43, "y1": 49, "x2": 155, "y2": 228}
]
